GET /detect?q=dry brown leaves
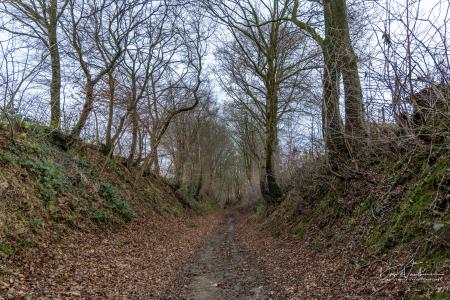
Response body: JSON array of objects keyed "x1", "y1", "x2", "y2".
[
  {"x1": 235, "y1": 213, "x2": 450, "y2": 299},
  {"x1": 0, "y1": 213, "x2": 222, "y2": 299}
]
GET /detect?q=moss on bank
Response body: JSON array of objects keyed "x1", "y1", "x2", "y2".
[
  {"x1": 0, "y1": 122, "x2": 208, "y2": 262},
  {"x1": 258, "y1": 136, "x2": 449, "y2": 298}
]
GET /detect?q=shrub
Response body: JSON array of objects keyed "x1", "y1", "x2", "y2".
[
  {"x1": 256, "y1": 202, "x2": 267, "y2": 217},
  {"x1": 20, "y1": 238, "x2": 34, "y2": 248},
  {"x1": 37, "y1": 181, "x2": 56, "y2": 203},
  {"x1": 0, "y1": 241, "x2": 15, "y2": 256},
  {"x1": 90, "y1": 210, "x2": 112, "y2": 224},
  {"x1": 19, "y1": 155, "x2": 69, "y2": 203},
  {"x1": 98, "y1": 183, "x2": 135, "y2": 221},
  {"x1": 0, "y1": 149, "x2": 13, "y2": 164},
  {"x1": 105, "y1": 157, "x2": 126, "y2": 179},
  {"x1": 29, "y1": 142, "x2": 50, "y2": 156},
  {"x1": 29, "y1": 218, "x2": 44, "y2": 230}
]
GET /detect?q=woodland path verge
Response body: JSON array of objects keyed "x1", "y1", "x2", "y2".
[{"x1": 0, "y1": 213, "x2": 221, "y2": 299}]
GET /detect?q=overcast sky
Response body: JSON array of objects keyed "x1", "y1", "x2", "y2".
[{"x1": 1, "y1": 0, "x2": 449, "y2": 120}]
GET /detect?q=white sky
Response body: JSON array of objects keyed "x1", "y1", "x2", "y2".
[{"x1": 1, "y1": 0, "x2": 449, "y2": 127}]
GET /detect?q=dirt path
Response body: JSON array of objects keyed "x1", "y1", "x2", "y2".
[
  {"x1": 1, "y1": 213, "x2": 288, "y2": 299},
  {"x1": 171, "y1": 214, "x2": 286, "y2": 300}
]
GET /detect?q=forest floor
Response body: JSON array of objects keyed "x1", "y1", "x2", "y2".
[
  {"x1": 0, "y1": 212, "x2": 286, "y2": 300},
  {"x1": 0, "y1": 213, "x2": 222, "y2": 299},
  {"x1": 1, "y1": 211, "x2": 448, "y2": 299}
]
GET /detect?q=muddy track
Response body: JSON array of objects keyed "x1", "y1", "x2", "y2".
[{"x1": 170, "y1": 214, "x2": 287, "y2": 300}]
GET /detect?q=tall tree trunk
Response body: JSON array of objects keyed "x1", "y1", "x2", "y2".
[
  {"x1": 194, "y1": 169, "x2": 203, "y2": 199},
  {"x1": 260, "y1": 16, "x2": 282, "y2": 204},
  {"x1": 322, "y1": 51, "x2": 348, "y2": 158},
  {"x1": 48, "y1": 11, "x2": 61, "y2": 129},
  {"x1": 136, "y1": 128, "x2": 144, "y2": 164},
  {"x1": 322, "y1": 0, "x2": 349, "y2": 163},
  {"x1": 262, "y1": 73, "x2": 282, "y2": 203},
  {"x1": 153, "y1": 148, "x2": 160, "y2": 175},
  {"x1": 263, "y1": 111, "x2": 281, "y2": 203},
  {"x1": 150, "y1": 134, "x2": 160, "y2": 175},
  {"x1": 332, "y1": 0, "x2": 365, "y2": 149},
  {"x1": 292, "y1": 0, "x2": 349, "y2": 165},
  {"x1": 127, "y1": 107, "x2": 138, "y2": 168},
  {"x1": 104, "y1": 72, "x2": 115, "y2": 154},
  {"x1": 71, "y1": 80, "x2": 94, "y2": 139},
  {"x1": 174, "y1": 136, "x2": 185, "y2": 188},
  {"x1": 127, "y1": 76, "x2": 138, "y2": 168}
]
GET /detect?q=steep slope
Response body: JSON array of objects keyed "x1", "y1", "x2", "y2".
[
  {"x1": 244, "y1": 133, "x2": 449, "y2": 298},
  {"x1": 0, "y1": 122, "x2": 211, "y2": 274}
]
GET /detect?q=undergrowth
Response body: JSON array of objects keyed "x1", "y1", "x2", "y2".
[
  {"x1": 258, "y1": 135, "x2": 449, "y2": 297},
  {"x1": 0, "y1": 120, "x2": 196, "y2": 258},
  {"x1": 98, "y1": 183, "x2": 135, "y2": 221},
  {"x1": 369, "y1": 146, "x2": 449, "y2": 255}
]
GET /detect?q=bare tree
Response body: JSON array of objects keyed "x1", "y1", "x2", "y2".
[
  {"x1": 137, "y1": 16, "x2": 206, "y2": 177},
  {"x1": 371, "y1": 0, "x2": 449, "y2": 128},
  {"x1": 0, "y1": 0, "x2": 70, "y2": 128},
  {"x1": 118, "y1": 1, "x2": 174, "y2": 167},
  {"x1": 291, "y1": 0, "x2": 366, "y2": 160},
  {"x1": 0, "y1": 37, "x2": 45, "y2": 112},
  {"x1": 207, "y1": 0, "x2": 318, "y2": 203},
  {"x1": 63, "y1": 0, "x2": 140, "y2": 141},
  {"x1": 164, "y1": 99, "x2": 243, "y2": 204}
]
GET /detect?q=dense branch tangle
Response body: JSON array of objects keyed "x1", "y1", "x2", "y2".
[
  {"x1": 0, "y1": 0, "x2": 70, "y2": 128},
  {"x1": 207, "y1": 0, "x2": 319, "y2": 203},
  {"x1": 1, "y1": 0, "x2": 448, "y2": 206}
]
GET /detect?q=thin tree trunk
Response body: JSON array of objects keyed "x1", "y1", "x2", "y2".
[
  {"x1": 194, "y1": 170, "x2": 203, "y2": 199},
  {"x1": 174, "y1": 136, "x2": 184, "y2": 187},
  {"x1": 136, "y1": 128, "x2": 144, "y2": 164},
  {"x1": 93, "y1": 109, "x2": 100, "y2": 145},
  {"x1": 48, "y1": 21, "x2": 61, "y2": 129},
  {"x1": 150, "y1": 134, "x2": 160, "y2": 175},
  {"x1": 127, "y1": 75, "x2": 138, "y2": 167},
  {"x1": 127, "y1": 107, "x2": 138, "y2": 168},
  {"x1": 104, "y1": 72, "x2": 115, "y2": 154},
  {"x1": 71, "y1": 80, "x2": 94, "y2": 139}
]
